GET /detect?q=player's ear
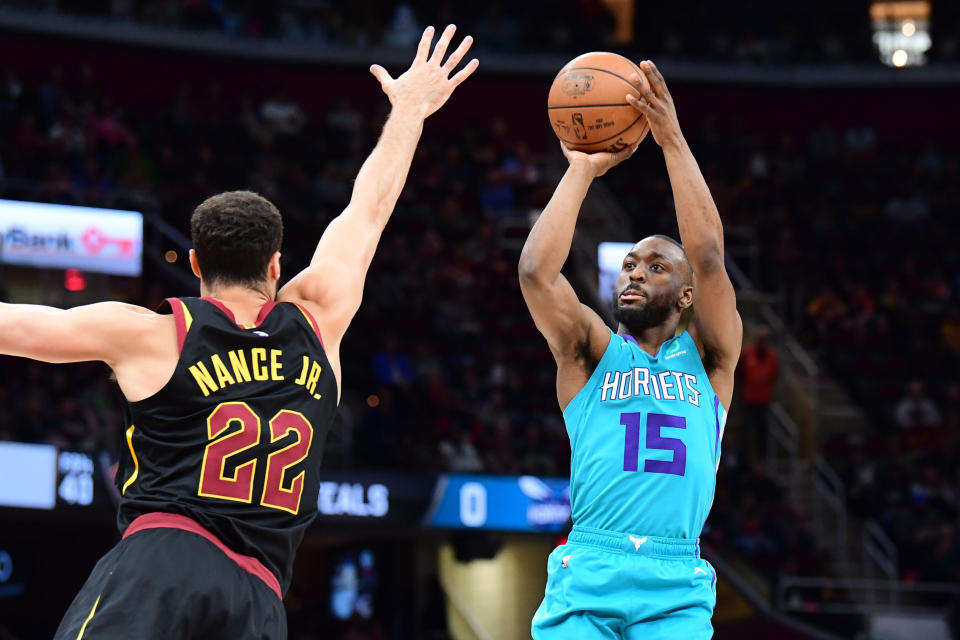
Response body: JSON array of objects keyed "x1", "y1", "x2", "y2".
[
  {"x1": 268, "y1": 251, "x2": 282, "y2": 281},
  {"x1": 678, "y1": 284, "x2": 693, "y2": 309},
  {"x1": 188, "y1": 249, "x2": 202, "y2": 279}
]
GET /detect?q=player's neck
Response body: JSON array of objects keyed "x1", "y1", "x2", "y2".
[
  {"x1": 200, "y1": 282, "x2": 275, "y2": 326},
  {"x1": 617, "y1": 321, "x2": 679, "y2": 357}
]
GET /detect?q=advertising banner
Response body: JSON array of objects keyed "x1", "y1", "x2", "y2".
[
  {"x1": 0, "y1": 199, "x2": 143, "y2": 276},
  {"x1": 424, "y1": 474, "x2": 571, "y2": 533},
  {"x1": 313, "y1": 471, "x2": 437, "y2": 528},
  {"x1": 0, "y1": 442, "x2": 57, "y2": 510}
]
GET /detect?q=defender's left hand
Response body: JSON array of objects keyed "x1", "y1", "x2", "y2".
[
  {"x1": 626, "y1": 61, "x2": 684, "y2": 150},
  {"x1": 369, "y1": 25, "x2": 479, "y2": 119}
]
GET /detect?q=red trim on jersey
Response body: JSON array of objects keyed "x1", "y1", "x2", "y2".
[
  {"x1": 201, "y1": 297, "x2": 278, "y2": 329},
  {"x1": 123, "y1": 512, "x2": 282, "y2": 600},
  {"x1": 293, "y1": 303, "x2": 325, "y2": 348},
  {"x1": 255, "y1": 300, "x2": 278, "y2": 327},
  {"x1": 166, "y1": 297, "x2": 187, "y2": 354},
  {"x1": 200, "y1": 297, "x2": 237, "y2": 324}
]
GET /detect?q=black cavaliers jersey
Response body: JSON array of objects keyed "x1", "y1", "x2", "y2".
[{"x1": 115, "y1": 296, "x2": 337, "y2": 594}]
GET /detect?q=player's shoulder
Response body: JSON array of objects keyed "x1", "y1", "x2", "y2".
[
  {"x1": 106, "y1": 302, "x2": 176, "y2": 340},
  {"x1": 94, "y1": 300, "x2": 158, "y2": 314},
  {"x1": 82, "y1": 300, "x2": 165, "y2": 326},
  {"x1": 279, "y1": 257, "x2": 353, "y2": 303}
]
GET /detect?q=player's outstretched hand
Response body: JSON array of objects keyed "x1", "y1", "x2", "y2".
[
  {"x1": 560, "y1": 140, "x2": 640, "y2": 178},
  {"x1": 626, "y1": 61, "x2": 683, "y2": 150},
  {"x1": 370, "y1": 25, "x2": 479, "y2": 119}
]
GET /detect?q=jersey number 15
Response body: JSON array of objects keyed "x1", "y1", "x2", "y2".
[{"x1": 620, "y1": 411, "x2": 686, "y2": 476}]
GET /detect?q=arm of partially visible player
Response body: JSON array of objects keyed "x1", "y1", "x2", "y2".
[
  {"x1": 278, "y1": 25, "x2": 478, "y2": 347},
  {"x1": 628, "y1": 60, "x2": 743, "y2": 405},
  {"x1": 518, "y1": 143, "x2": 637, "y2": 361},
  {"x1": 0, "y1": 301, "x2": 156, "y2": 366}
]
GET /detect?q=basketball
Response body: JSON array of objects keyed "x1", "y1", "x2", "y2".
[{"x1": 547, "y1": 51, "x2": 649, "y2": 153}]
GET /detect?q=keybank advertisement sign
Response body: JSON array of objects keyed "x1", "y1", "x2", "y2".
[
  {"x1": 425, "y1": 474, "x2": 571, "y2": 532},
  {"x1": 0, "y1": 199, "x2": 143, "y2": 276}
]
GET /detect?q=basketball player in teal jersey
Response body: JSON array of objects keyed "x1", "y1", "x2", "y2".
[{"x1": 521, "y1": 61, "x2": 742, "y2": 639}]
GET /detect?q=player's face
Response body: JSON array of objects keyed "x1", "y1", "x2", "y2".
[{"x1": 612, "y1": 239, "x2": 688, "y2": 330}]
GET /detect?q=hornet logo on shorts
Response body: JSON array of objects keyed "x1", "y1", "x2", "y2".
[{"x1": 518, "y1": 476, "x2": 571, "y2": 529}]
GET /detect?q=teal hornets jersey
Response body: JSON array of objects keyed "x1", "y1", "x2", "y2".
[{"x1": 563, "y1": 328, "x2": 727, "y2": 539}]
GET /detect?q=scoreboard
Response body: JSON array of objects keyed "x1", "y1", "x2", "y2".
[{"x1": 0, "y1": 443, "x2": 571, "y2": 533}]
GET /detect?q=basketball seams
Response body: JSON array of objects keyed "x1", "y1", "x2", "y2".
[{"x1": 548, "y1": 104, "x2": 637, "y2": 110}]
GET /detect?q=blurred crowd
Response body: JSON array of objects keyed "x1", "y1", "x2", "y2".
[
  {"x1": 0, "y1": 60, "x2": 562, "y2": 477},
  {"x1": 0, "y1": 55, "x2": 817, "y2": 585},
  {"x1": 605, "y1": 106, "x2": 960, "y2": 580},
  {"x1": 824, "y1": 380, "x2": 960, "y2": 581},
  {"x1": 8, "y1": 0, "x2": 960, "y2": 64},
  {"x1": 2, "y1": 16, "x2": 959, "y2": 595}
]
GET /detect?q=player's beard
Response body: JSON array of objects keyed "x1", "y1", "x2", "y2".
[{"x1": 613, "y1": 291, "x2": 675, "y2": 333}]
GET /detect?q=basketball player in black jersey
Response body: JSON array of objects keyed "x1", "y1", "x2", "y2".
[{"x1": 0, "y1": 25, "x2": 477, "y2": 639}]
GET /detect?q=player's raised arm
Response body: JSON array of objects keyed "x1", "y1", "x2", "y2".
[
  {"x1": 0, "y1": 301, "x2": 166, "y2": 366},
  {"x1": 518, "y1": 143, "x2": 637, "y2": 402},
  {"x1": 278, "y1": 24, "x2": 478, "y2": 347},
  {"x1": 628, "y1": 60, "x2": 742, "y2": 406}
]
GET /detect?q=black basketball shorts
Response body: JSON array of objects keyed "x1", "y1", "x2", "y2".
[{"x1": 53, "y1": 524, "x2": 286, "y2": 639}]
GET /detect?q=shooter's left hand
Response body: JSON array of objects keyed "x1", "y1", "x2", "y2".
[{"x1": 626, "y1": 60, "x2": 684, "y2": 150}]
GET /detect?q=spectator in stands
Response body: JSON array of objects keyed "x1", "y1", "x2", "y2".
[
  {"x1": 941, "y1": 305, "x2": 960, "y2": 355},
  {"x1": 260, "y1": 89, "x2": 307, "y2": 136},
  {"x1": 372, "y1": 334, "x2": 415, "y2": 390},
  {"x1": 384, "y1": 3, "x2": 421, "y2": 47},
  {"x1": 737, "y1": 325, "x2": 779, "y2": 464},
  {"x1": 894, "y1": 380, "x2": 941, "y2": 430}
]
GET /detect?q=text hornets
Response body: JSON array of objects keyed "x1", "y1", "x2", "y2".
[{"x1": 599, "y1": 366, "x2": 701, "y2": 406}]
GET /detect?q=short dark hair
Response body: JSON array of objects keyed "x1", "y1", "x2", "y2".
[{"x1": 191, "y1": 191, "x2": 283, "y2": 287}]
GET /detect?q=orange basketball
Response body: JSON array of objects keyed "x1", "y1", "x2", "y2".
[{"x1": 547, "y1": 52, "x2": 649, "y2": 153}]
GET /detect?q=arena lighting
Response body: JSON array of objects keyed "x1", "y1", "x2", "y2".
[
  {"x1": 598, "y1": 241, "x2": 634, "y2": 303},
  {"x1": 64, "y1": 268, "x2": 86, "y2": 291},
  {"x1": 870, "y1": 1, "x2": 931, "y2": 67}
]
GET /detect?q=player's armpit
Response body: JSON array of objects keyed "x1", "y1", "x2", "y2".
[
  {"x1": 0, "y1": 301, "x2": 159, "y2": 366},
  {"x1": 277, "y1": 254, "x2": 362, "y2": 349},
  {"x1": 687, "y1": 258, "x2": 743, "y2": 404}
]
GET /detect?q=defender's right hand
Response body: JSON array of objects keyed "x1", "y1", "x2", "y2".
[
  {"x1": 560, "y1": 140, "x2": 640, "y2": 178},
  {"x1": 369, "y1": 25, "x2": 479, "y2": 119}
]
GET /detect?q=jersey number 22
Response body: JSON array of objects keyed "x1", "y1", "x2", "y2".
[{"x1": 198, "y1": 401, "x2": 314, "y2": 514}]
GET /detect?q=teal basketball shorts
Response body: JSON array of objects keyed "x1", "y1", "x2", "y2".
[{"x1": 532, "y1": 526, "x2": 717, "y2": 640}]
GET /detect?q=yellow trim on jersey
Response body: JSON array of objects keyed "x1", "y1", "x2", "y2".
[
  {"x1": 179, "y1": 300, "x2": 193, "y2": 333},
  {"x1": 122, "y1": 425, "x2": 139, "y2": 495},
  {"x1": 294, "y1": 303, "x2": 319, "y2": 335},
  {"x1": 76, "y1": 593, "x2": 102, "y2": 640}
]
